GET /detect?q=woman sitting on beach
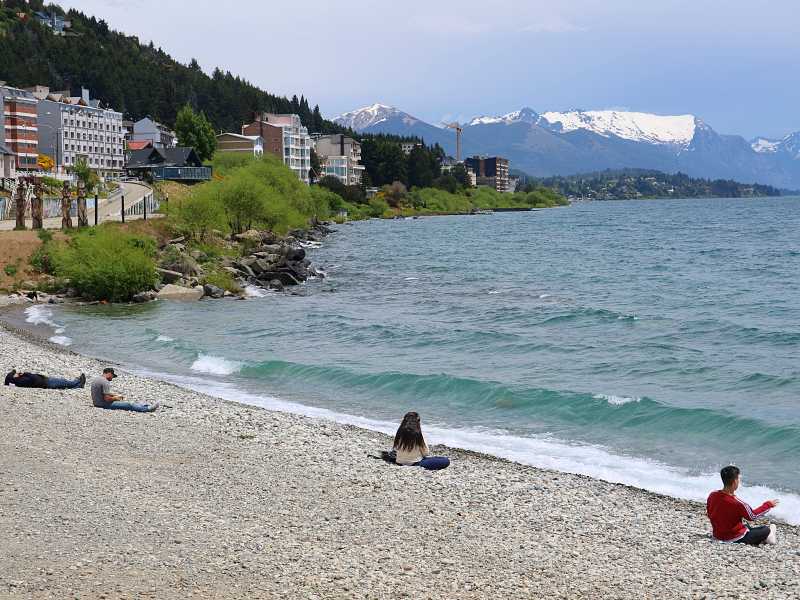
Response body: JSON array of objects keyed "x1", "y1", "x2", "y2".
[{"x1": 392, "y1": 412, "x2": 450, "y2": 470}]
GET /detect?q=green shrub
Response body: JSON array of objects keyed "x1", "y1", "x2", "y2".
[
  {"x1": 52, "y1": 226, "x2": 158, "y2": 302},
  {"x1": 367, "y1": 197, "x2": 389, "y2": 217},
  {"x1": 201, "y1": 268, "x2": 241, "y2": 294},
  {"x1": 3, "y1": 263, "x2": 18, "y2": 277},
  {"x1": 37, "y1": 229, "x2": 54, "y2": 244}
]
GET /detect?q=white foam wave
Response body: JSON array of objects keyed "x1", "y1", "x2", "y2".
[
  {"x1": 594, "y1": 393, "x2": 641, "y2": 406},
  {"x1": 538, "y1": 294, "x2": 550, "y2": 299},
  {"x1": 190, "y1": 354, "x2": 243, "y2": 376},
  {"x1": 488, "y1": 290, "x2": 501, "y2": 295},
  {"x1": 48, "y1": 335, "x2": 72, "y2": 346},
  {"x1": 243, "y1": 285, "x2": 270, "y2": 298},
  {"x1": 300, "y1": 241, "x2": 323, "y2": 249},
  {"x1": 156, "y1": 335, "x2": 174, "y2": 342},
  {"x1": 404, "y1": 277, "x2": 419, "y2": 281},
  {"x1": 25, "y1": 305, "x2": 58, "y2": 327},
  {"x1": 130, "y1": 367, "x2": 800, "y2": 525},
  {"x1": 26, "y1": 305, "x2": 70, "y2": 346}
]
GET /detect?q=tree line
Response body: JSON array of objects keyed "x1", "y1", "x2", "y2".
[
  {"x1": 524, "y1": 169, "x2": 784, "y2": 200},
  {"x1": 0, "y1": 1, "x2": 341, "y2": 134}
]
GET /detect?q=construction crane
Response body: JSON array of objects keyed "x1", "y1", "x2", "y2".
[{"x1": 445, "y1": 122, "x2": 463, "y2": 162}]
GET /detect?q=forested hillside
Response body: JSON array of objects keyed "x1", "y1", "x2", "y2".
[
  {"x1": 0, "y1": 0, "x2": 337, "y2": 133},
  {"x1": 525, "y1": 169, "x2": 785, "y2": 201}
]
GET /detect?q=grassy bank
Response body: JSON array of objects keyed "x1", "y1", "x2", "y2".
[{"x1": 6, "y1": 154, "x2": 568, "y2": 301}]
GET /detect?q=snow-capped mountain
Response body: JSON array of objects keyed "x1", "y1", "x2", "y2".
[
  {"x1": 335, "y1": 102, "x2": 800, "y2": 188},
  {"x1": 333, "y1": 103, "x2": 449, "y2": 145},
  {"x1": 751, "y1": 137, "x2": 782, "y2": 154},
  {"x1": 751, "y1": 132, "x2": 800, "y2": 159},
  {"x1": 334, "y1": 103, "x2": 421, "y2": 131},
  {"x1": 538, "y1": 110, "x2": 698, "y2": 147},
  {"x1": 467, "y1": 107, "x2": 540, "y2": 127}
]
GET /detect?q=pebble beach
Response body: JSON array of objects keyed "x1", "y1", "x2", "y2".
[{"x1": 1, "y1": 323, "x2": 799, "y2": 599}]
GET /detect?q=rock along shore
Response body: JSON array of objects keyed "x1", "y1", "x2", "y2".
[{"x1": 1, "y1": 324, "x2": 799, "y2": 599}]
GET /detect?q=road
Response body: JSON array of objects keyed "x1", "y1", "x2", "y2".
[{"x1": 0, "y1": 180, "x2": 157, "y2": 231}]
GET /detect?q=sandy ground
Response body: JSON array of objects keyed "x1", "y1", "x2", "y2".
[{"x1": 1, "y1": 324, "x2": 799, "y2": 599}]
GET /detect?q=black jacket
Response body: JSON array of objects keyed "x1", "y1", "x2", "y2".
[{"x1": 4, "y1": 371, "x2": 48, "y2": 388}]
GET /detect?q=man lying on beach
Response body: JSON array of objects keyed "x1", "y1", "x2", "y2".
[
  {"x1": 707, "y1": 465, "x2": 778, "y2": 545},
  {"x1": 4, "y1": 369, "x2": 86, "y2": 390},
  {"x1": 90, "y1": 368, "x2": 159, "y2": 413}
]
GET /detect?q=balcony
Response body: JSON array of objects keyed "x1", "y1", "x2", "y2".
[{"x1": 151, "y1": 166, "x2": 212, "y2": 181}]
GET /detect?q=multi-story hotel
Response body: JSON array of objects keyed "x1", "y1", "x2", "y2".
[
  {"x1": 313, "y1": 134, "x2": 365, "y2": 186},
  {"x1": 0, "y1": 83, "x2": 39, "y2": 172},
  {"x1": 464, "y1": 156, "x2": 510, "y2": 192},
  {"x1": 33, "y1": 86, "x2": 125, "y2": 179},
  {"x1": 242, "y1": 113, "x2": 311, "y2": 183}
]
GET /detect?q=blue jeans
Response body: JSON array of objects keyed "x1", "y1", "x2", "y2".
[
  {"x1": 46, "y1": 377, "x2": 83, "y2": 389},
  {"x1": 414, "y1": 456, "x2": 450, "y2": 470},
  {"x1": 99, "y1": 401, "x2": 157, "y2": 413}
]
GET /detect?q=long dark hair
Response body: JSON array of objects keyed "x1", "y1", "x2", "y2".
[{"x1": 393, "y1": 411, "x2": 426, "y2": 451}]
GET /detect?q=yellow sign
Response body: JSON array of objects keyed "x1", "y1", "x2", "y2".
[{"x1": 37, "y1": 154, "x2": 55, "y2": 171}]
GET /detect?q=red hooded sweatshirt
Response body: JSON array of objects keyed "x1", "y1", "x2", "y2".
[{"x1": 706, "y1": 491, "x2": 772, "y2": 541}]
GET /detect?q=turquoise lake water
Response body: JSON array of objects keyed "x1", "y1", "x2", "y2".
[{"x1": 33, "y1": 197, "x2": 800, "y2": 522}]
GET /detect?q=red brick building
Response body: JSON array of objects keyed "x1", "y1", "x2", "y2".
[{"x1": 0, "y1": 83, "x2": 39, "y2": 171}]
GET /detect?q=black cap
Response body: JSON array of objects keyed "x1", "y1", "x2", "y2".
[{"x1": 102, "y1": 367, "x2": 117, "y2": 378}]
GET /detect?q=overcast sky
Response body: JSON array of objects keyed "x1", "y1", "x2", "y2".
[{"x1": 61, "y1": 0, "x2": 800, "y2": 139}]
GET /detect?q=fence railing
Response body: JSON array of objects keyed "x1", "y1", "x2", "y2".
[{"x1": 123, "y1": 189, "x2": 159, "y2": 217}]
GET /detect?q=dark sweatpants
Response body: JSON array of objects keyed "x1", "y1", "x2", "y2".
[{"x1": 736, "y1": 526, "x2": 771, "y2": 546}]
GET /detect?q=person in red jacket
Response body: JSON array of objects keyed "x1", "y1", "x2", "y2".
[{"x1": 707, "y1": 465, "x2": 778, "y2": 545}]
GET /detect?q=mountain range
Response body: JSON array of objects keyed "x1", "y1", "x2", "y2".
[{"x1": 334, "y1": 104, "x2": 800, "y2": 189}]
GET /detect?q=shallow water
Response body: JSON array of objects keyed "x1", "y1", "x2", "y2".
[{"x1": 40, "y1": 197, "x2": 800, "y2": 522}]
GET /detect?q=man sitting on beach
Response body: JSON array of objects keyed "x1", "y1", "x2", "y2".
[
  {"x1": 90, "y1": 368, "x2": 159, "y2": 413},
  {"x1": 707, "y1": 465, "x2": 778, "y2": 545},
  {"x1": 4, "y1": 369, "x2": 86, "y2": 390}
]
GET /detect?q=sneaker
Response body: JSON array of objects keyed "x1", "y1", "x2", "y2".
[
  {"x1": 766, "y1": 523, "x2": 777, "y2": 545},
  {"x1": 79, "y1": 373, "x2": 86, "y2": 388}
]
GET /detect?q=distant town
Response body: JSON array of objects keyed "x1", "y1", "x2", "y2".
[{"x1": 0, "y1": 79, "x2": 513, "y2": 196}]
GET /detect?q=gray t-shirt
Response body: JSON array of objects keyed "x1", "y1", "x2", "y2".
[{"x1": 90, "y1": 376, "x2": 112, "y2": 406}]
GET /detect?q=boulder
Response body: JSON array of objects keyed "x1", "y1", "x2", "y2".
[
  {"x1": 156, "y1": 268, "x2": 183, "y2": 284},
  {"x1": 161, "y1": 254, "x2": 203, "y2": 277},
  {"x1": 189, "y1": 250, "x2": 208, "y2": 262},
  {"x1": 202, "y1": 284, "x2": 225, "y2": 299},
  {"x1": 254, "y1": 244, "x2": 283, "y2": 254},
  {"x1": 285, "y1": 247, "x2": 306, "y2": 262},
  {"x1": 156, "y1": 284, "x2": 204, "y2": 301},
  {"x1": 132, "y1": 290, "x2": 157, "y2": 303},
  {"x1": 257, "y1": 271, "x2": 301, "y2": 286},
  {"x1": 260, "y1": 230, "x2": 278, "y2": 244},
  {"x1": 268, "y1": 279, "x2": 284, "y2": 291},
  {"x1": 250, "y1": 259, "x2": 273, "y2": 275},
  {"x1": 234, "y1": 229, "x2": 262, "y2": 243}
]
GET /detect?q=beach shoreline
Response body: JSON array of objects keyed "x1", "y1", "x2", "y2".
[{"x1": 2, "y1": 319, "x2": 800, "y2": 598}]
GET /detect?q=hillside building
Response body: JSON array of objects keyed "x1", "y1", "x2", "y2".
[
  {"x1": 241, "y1": 113, "x2": 311, "y2": 183},
  {"x1": 216, "y1": 133, "x2": 264, "y2": 157},
  {"x1": 313, "y1": 134, "x2": 364, "y2": 185},
  {"x1": 464, "y1": 156, "x2": 510, "y2": 192},
  {"x1": 0, "y1": 142, "x2": 16, "y2": 179},
  {"x1": 33, "y1": 86, "x2": 125, "y2": 179},
  {"x1": 0, "y1": 83, "x2": 39, "y2": 172},
  {"x1": 131, "y1": 117, "x2": 177, "y2": 149}
]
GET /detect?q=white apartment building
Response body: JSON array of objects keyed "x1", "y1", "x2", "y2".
[
  {"x1": 242, "y1": 113, "x2": 311, "y2": 183},
  {"x1": 33, "y1": 87, "x2": 125, "y2": 179},
  {"x1": 313, "y1": 134, "x2": 365, "y2": 186}
]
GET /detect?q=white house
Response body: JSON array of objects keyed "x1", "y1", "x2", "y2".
[{"x1": 215, "y1": 133, "x2": 264, "y2": 157}]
